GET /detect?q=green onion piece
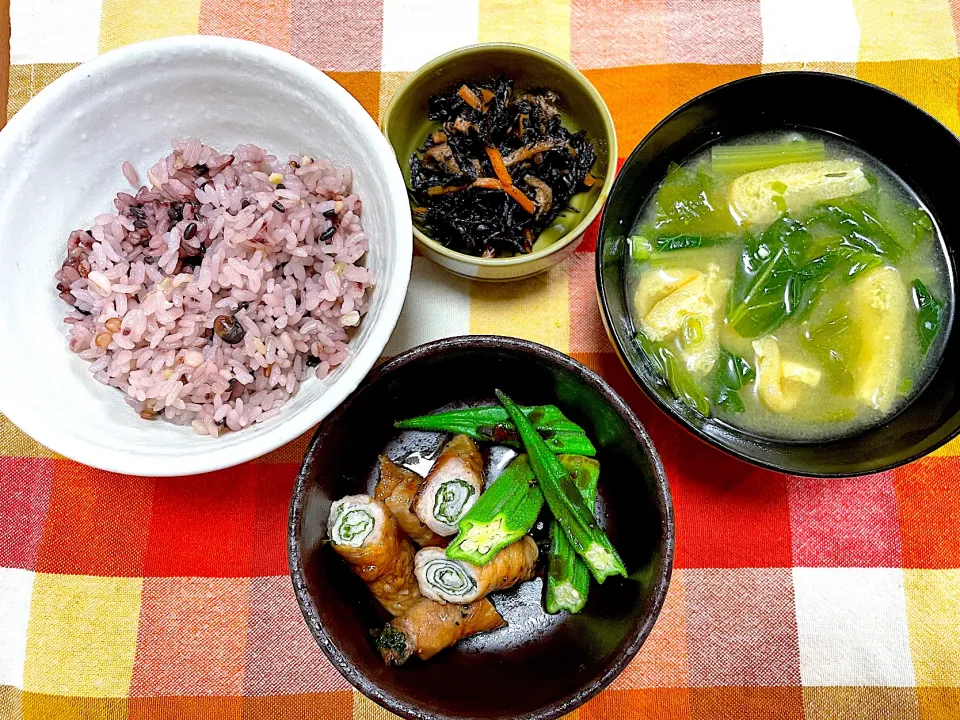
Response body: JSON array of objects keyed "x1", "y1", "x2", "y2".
[
  {"x1": 681, "y1": 316, "x2": 704, "y2": 347},
  {"x1": 711, "y1": 140, "x2": 825, "y2": 175},
  {"x1": 446, "y1": 455, "x2": 544, "y2": 566},
  {"x1": 495, "y1": 390, "x2": 627, "y2": 583},
  {"x1": 631, "y1": 235, "x2": 653, "y2": 262},
  {"x1": 653, "y1": 234, "x2": 734, "y2": 253},
  {"x1": 395, "y1": 405, "x2": 596, "y2": 456},
  {"x1": 545, "y1": 455, "x2": 600, "y2": 614}
]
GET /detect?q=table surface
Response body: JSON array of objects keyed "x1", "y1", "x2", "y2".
[{"x1": 2, "y1": 1, "x2": 960, "y2": 719}]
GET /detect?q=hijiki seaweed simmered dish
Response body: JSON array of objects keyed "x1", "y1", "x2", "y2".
[
  {"x1": 628, "y1": 132, "x2": 951, "y2": 440},
  {"x1": 326, "y1": 391, "x2": 625, "y2": 666},
  {"x1": 56, "y1": 139, "x2": 373, "y2": 436},
  {"x1": 408, "y1": 77, "x2": 598, "y2": 257}
]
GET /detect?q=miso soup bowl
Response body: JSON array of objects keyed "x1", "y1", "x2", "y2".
[{"x1": 596, "y1": 72, "x2": 960, "y2": 477}]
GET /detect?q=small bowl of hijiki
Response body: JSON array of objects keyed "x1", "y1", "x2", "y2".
[
  {"x1": 598, "y1": 72, "x2": 960, "y2": 477},
  {"x1": 382, "y1": 43, "x2": 616, "y2": 281},
  {"x1": 289, "y1": 335, "x2": 672, "y2": 720}
]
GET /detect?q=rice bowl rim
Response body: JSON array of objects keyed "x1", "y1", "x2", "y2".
[{"x1": 0, "y1": 36, "x2": 413, "y2": 476}]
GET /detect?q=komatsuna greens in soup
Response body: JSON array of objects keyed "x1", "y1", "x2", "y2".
[{"x1": 626, "y1": 131, "x2": 951, "y2": 441}]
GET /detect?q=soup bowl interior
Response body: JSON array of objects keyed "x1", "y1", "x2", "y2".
[
  {"x1": 289, "y1": 336, "x2": 673, "y2": 720},
  {"x1": 598, "y1": 71, "x2": 960, "y2": 477}
]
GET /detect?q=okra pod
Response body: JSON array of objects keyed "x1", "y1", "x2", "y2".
[
  {"x1": 495, "y1": 390, "x2": 626, "y2": 583},
  {"x1": 395, "y1": 405, "x2": 597, "y2": 456},
  {"x1": 545, "y1": 455, "x2": 600, "y2": 614},
  {"x1": 446, "y1": 454, "x2": 544, "y2": 565}
]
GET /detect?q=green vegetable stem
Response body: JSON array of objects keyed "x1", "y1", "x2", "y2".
[
  {"x1": 395, "y1": 405, "x2": 596, "y2": 456},
  {"x1": 710, "y1": 140, "x2": 825, "y2": 175},
  {"x1": 545, "y1": 455, "x2": 601, "y2": 614},
  {"x1": 653, "y1": 234, "x2": 735, "y2": 252},
  {"x1": 495, "y1": 390, "x2": 627, "y2": 583}
]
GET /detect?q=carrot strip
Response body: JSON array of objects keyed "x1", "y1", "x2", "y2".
[
  {"x1": 471, "y1": 176, "x2": 534, "y2": 213},
  {"x1": 485, "y1": 146, "x2": 514, "y2": 187},
  {"x1": 458, "y1": 85, "x2": 482, "y2": 110},
  {"x1": 480, "y1": 88, "x2": 495, "y2": 104},
  {"x1": 503, "y1": 184, "x2": 536, "y2": 214},
  {"x1": 583, "y1": 175, "x2": 596, "y2": 188}
]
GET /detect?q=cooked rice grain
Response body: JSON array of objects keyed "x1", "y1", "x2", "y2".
[{"x1": 56, "y1": 140, "x2": 374, "y2": 437}]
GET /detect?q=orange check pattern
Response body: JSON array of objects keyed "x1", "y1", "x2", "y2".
[{"x1": 4, "y1": 0, "x2": 960, "y2": 718}]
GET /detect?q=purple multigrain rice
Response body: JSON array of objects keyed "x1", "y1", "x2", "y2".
[
  {"x1": 122, "y1": 160, "x2": 139, "y2": 186},
  {"x1": 56, "y1": 139, "x2": 375, "y2": 437}
]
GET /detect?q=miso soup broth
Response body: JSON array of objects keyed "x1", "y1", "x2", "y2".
[{"x1": 626, "y1": 130, "x2": 952, "y2": 441}]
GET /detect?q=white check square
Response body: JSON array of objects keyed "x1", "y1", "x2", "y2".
[
  {"x1": 794, "y1": 567, "x2": 916, "y2": 687},
  {"x1": 0, "y1": 568, "x2": 35, "y2": 688},
  {"x1": 11, "y1": 0, "x2": 103, "y2": 64},
  {"x1": 381, "y1": 0, "x2": 479, "y2": 72},
  {"x1": 384, "y1": 256, "x2": 472, "y2": 355},
  {"x1": 760, "y1": 0, "x2": 860, "y2": 65}
]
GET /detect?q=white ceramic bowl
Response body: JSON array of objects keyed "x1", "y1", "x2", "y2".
[{"x1": 0, "y1": 37, "x2": 411, "y2": 476}]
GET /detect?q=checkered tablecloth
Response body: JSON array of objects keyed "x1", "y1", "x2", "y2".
[{"x1": 3, "y1": 0, "x2": 960, "y2": 718}]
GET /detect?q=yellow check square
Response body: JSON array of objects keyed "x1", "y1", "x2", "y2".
[
  {"x1": 23, "y1": 574, "x2": 143, "y2": 697},
  {"x1": 0, "y1": 413, "x2": 59, "y2": 460},
  {"x1": 904, "y1": 569, "x2": 960, "y2": 687},
  {"x1": 470, "y1": 262, "x2": 571, "y2": 353},
  {"x1": 479, "y1": 0, "x2": 571, "y2": 61},
  {"x1": 854, "y1": 0, "x2": 958, "y2": 62},
  {"x1": 98, "y1": 0, "x2": 202, "y2": 53}
]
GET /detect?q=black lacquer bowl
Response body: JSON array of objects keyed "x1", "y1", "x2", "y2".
[
  {"x1": 597, "y1": 71, "x2": 960, "y2": 477},
  {"x1": 289, "y1": 335, "x2": 673, "y2": 720}
]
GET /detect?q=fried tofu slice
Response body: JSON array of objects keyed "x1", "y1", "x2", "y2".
[
  {"x1": 852, "y1": 266, "x2": 908, "y2": 412},
  {"x1": 729, "y1": 160, "x2": 870, "y2": 227}
]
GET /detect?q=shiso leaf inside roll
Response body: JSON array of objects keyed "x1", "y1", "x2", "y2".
[
  {"x1": 415, "y1": 536, "x2": 538, "y2": 604},
  {"x1": 414, "y1": 434, "x2": 484, "y2": 536},
  {"x1": 330, "y1": 498, "x2": 379, "y2": 547},
  {"x1": 416, "y1": 547, "x2": 479, "y2": 602},
  {"x1": 327, "y1": 494, "x2": 423, "y2": 616}
]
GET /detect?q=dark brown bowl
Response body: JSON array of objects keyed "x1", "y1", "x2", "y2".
[{"x1": 288, "y1": 335, "x2": 673, "y2": 720}]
